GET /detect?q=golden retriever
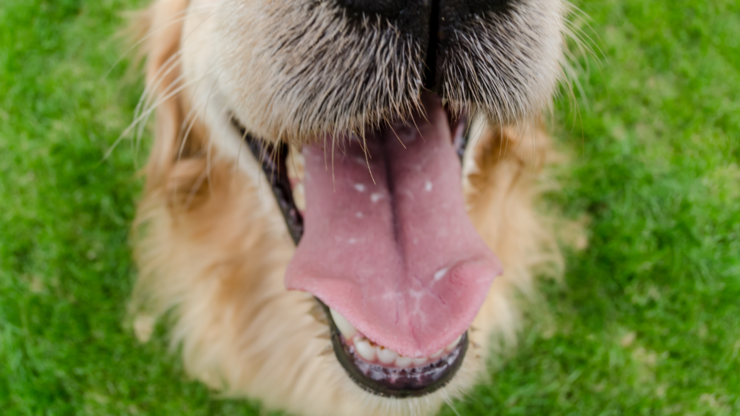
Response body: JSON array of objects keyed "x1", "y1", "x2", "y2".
[{"x1": 128, "y1": 0, "x2": 573, "y2": 414}]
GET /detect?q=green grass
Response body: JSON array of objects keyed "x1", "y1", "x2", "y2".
[{"x1": 1, "y1": 0, "x2": 738, "y2": 415}]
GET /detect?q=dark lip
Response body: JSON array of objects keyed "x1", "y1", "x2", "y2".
[
  {"x1": 232, "y1": 119, "x2": 304, "y2": 244},
  {"x1": 230, "y1": 109, "x2": 472, "y2": 397}
]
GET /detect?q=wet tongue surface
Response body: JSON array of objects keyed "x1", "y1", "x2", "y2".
[{"x1": 285, "y1": 94, "x2": 502, "y2": 358}]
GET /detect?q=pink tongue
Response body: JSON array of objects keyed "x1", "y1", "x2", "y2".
[{"x1": 285, "y1": 94, "x2": 502, "y2": 357}]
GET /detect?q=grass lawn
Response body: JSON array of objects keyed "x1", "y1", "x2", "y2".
[{"x1": 1, "y1": 0, "x2": 738, "y2": 415}]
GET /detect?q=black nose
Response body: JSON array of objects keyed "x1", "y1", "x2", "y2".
[
  {"x1": 338, "y1": 0, "x2": 509, "y2": 17},
  {"x1": 339, "y1": 0, "x2": 408, "y2": 18},
  {"x1": 335, "y1": 0, "x2": 511, "y2": 90}
]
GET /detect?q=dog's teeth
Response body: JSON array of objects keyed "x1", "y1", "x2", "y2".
[
  {"x1": 355, "y1": 339, "x2": 376, "y2": 362},
  {"x1": 376, "y1": 347, "x2": 398, "y2": 364},
  {"x1": 446, "y1": 335, "x2": 463, "y2": 352},
  {"x1": 329, "y1": 308, "x2": 357, "y2": 338},
  {"x1": 327, "y1": 308, "x2": 463, "y2": 367},
  {"x1": 412, "y1": 357, "x2": 428, "y2": 366},
  {"x1": 395, "y1": 356, "x2": 413, "y2": 368},
  {"x1": 293, "y1": 183, "x2": 306, "y2": 212}
]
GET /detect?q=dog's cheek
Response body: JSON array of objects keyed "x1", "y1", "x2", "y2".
[
  {"x1": 212, "y1": 0, "x2": 286, "y2": 143},
  {"x1": 441, "y1": 0, "x2": 567, "y2": 124},
  {"x1": 164, "y1": 158, "x2": 211, "y2": 211}
]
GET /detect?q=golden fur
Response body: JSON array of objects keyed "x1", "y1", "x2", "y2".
[{"x1": 129, "y1": 0, "x2": 572, "y2": 415}]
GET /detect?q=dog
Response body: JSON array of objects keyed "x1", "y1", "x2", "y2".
[{"x1": 128, "y1": 0, "x2": 572, "y2": 414}]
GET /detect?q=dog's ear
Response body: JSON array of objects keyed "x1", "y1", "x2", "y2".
[{"x1": 133, "y1": 0, "x2": 210, "y2": 210}]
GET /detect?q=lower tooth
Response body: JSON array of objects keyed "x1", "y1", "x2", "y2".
[
  {"x1": 395, "y1": 356, "x2": 413, "y2": 368},
  {"x1": 329, "y1": 308, "x2": 358, "y2": 339},
  {"x1": 355, "y1": 339, "x2": 376, "y2": 362},
  {"x1": 412, "y1": 357, "x2": 428, "y2": 366},
  {"x1": 446, "y1": 335, "x2": 463, "y2": 352},
  {"x1": 431, "y1": 349, "x2": 444, "y2": 359},
  {"x1": 377, "y1": 347, "x2": 398, "y2": 364}
]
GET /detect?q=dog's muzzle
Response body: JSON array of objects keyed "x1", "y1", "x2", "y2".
[{"x1": 337, "y1": 0, "x2": 513, "y2": 90}]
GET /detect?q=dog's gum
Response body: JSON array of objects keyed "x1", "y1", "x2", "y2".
[{"x1": 340, "y1": 333, "x2": 467, "y2": 394}]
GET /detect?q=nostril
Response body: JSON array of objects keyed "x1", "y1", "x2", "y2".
[{"x1": 337, "y1": 0, "x2": 408, "y2": 18}]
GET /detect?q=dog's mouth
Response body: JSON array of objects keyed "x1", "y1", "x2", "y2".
[
  {"x1": 233, "y1": 92, "x2": 501, "y2": 397},
  {"x1": 322, "y1": 299, "x2": 468, "y2": 397}
]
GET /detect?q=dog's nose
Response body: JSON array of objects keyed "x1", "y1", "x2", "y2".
[
  {"x1": 339, "y1": 0, "x2": 511, "y2": 15},
  {"x1": 336, "y1": 0, "x2": 512, "y2": 90},
  {"x1": 461, "y1": 0, "x2": 511, "y2": 14},
  {"x1": 339, "y1": 0, "x2": 407, "y2": 18}
]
